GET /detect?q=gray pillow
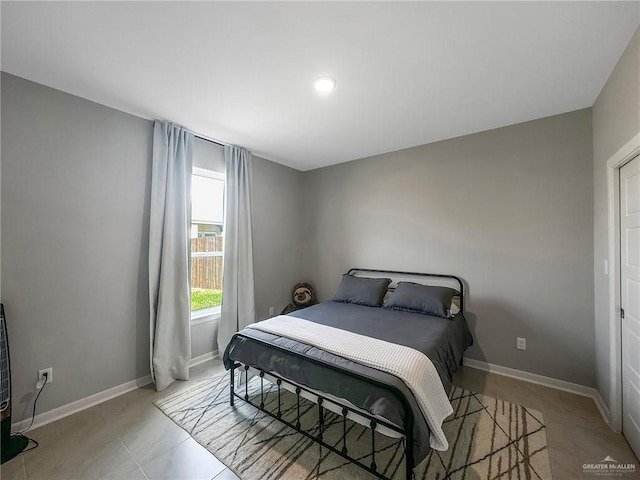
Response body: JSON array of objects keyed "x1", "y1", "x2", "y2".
[
  {"x1": 332, "y1": 274, "x2": 391, "y2": 307},
  {"x1": 384, "y1": 282, "x2": 455, "y2": 318}
]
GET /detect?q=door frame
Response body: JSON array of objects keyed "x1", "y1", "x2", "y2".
[{"x1": 607, "y1": 132, "x2": 640, "y2": 433}]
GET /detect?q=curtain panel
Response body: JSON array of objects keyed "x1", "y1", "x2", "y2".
[
  {"x1": 149, "y1": 121, "x2": 193, "y2": 391},
  {"x1": 218, "y1": 145, "x2": 256, "y2": 353}
]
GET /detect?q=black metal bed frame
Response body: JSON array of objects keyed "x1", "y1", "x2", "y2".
[{"x1": 228, "y1": 268, "x2": 465, "y2": 480}]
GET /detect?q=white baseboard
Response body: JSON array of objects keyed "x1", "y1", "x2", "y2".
[
  {"x1": 11, "y1": 374, "x2": 153, "y2": 433},
  {"x1": 593, "y1": 389, "x2": 613, "y2": 429},
  {"x1": 189, "y1": 350, "x2": 219, "y2": 367},
  {"x1": 14, "y1": 353, "x2": 609, "y2": 434},
  {"x1": 12, "y1": 350, "x2": 220, "y2": 433},
  {"x1": 463, "y1": 358, "x2": 610, "y2": 425}
]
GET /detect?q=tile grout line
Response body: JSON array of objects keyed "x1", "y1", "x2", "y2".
[
  {"x1": 96, "y1": 403, "x2": 150, "y2": 480},
  {"x1": 211, "y1": 467, "x2": 231, "y2": 480},
  {"x1": 96, "y1": 395, "x2": 197, "y2": 472},
  {"x1": 116, "y1": 433, "x2": 150, "y2": 480},
  {"x1": 13, "y1": 362, "x2": 229, "y2": 480},
  {"x1": 495, "y1": 371, "x2": 588, "y2": 479},
  {"x1": 95, "y1": 404, "x2": 110, "y2": 424},
  {"x1": 139, "y1": 434, "x2": 197, "y2": 469},
  {"x1": 554, "y1": 392, "x2": 579, "y2": 457},
  {"x1": 21, "y1": 454, "x2": 27, "y2": 480},
  {"x1": 552, "y1": 390, "x2": 584, "y2": 479}
]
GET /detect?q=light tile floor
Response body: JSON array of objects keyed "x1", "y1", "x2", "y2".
[
  {"x1": 452, "y1": 367, "x2": 640, "y2": 480},
  {"x1": 0, "y1": 360, "x2": 637, "y2": 480}
]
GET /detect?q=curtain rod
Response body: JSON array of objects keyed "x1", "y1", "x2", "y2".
[{"x1": 193, "y1": 133, "x2": 227, "y2": 148}]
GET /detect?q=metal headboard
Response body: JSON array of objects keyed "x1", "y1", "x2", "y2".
[{"x1": 347, "y1": 268, "x2": 465, "y2": 314}]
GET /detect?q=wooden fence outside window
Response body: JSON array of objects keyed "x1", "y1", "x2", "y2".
[{"x1": 191, "y1": 236, "x2": 223, "y2": 290}]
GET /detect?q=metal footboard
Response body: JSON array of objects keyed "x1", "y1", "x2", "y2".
[{"x1": 228, "y1": 335, "x2": 415, "y2": 480}]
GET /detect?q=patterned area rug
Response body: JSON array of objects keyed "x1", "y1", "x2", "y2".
[{"x1": 155, "y1": 373, "x2": 552, "y2": 480}]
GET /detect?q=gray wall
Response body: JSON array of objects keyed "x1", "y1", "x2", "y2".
[
  {"x1": 592, "y1": 27, "x2": 640, "y2": 408},
  {"x1": 252, "y1": 155, "x2": 304, "y2": 320},
  {"x1": 2, "y1": 73, "x2": 153, "y2": 420},
  {"x1": 1, "y1": 73, "x2": 304, "y2": 420},
  {"x1": 302, "y1": 109, "x2": 595, "y2": 386}
]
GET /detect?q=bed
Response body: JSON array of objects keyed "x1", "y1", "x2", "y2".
[{"x1": 223, "y1": 268, "x2": 473, "y2": 480}]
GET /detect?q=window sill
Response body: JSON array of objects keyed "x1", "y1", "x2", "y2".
[{"x1": 191, "y1": 306, "x2": 221, "y2": 326}]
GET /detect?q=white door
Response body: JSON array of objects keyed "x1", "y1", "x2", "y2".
[{"x1": 621, "y1": 154, "x2": 640, "y2": 459}]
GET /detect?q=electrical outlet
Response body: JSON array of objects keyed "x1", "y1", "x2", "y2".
[
  {"x1": 268, "y1": 307, "x2": 274, "y2": 317},
  {"x1": 38, "y1": 368, "x2": 53, "y2": 385},
  {"x1": 516, "y1": 337, "x2": 527, "y2": 351}
]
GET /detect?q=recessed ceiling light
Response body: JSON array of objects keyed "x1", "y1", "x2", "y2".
[{"x1": 314, "y1": 76, "x2": 336, "y2": 92}]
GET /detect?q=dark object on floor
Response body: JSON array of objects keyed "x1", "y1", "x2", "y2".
[
  {"x1": 1, "y1": 304, "x2": 29, "y2": 464},
  {"x1": 281, "y1": 282, "x2": 318, "y2": 314}
]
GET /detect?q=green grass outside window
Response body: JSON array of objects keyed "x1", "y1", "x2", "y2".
[{"x1": 191, "y1": 288, "x2": 222, "y2": 311}]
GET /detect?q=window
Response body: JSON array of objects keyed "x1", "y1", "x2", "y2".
[{"x1": 191, "y1": 168, "x2": 224, "y2": 319}]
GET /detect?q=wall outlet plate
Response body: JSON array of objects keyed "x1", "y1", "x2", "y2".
[
  {"x1": 516, "y1": 337, "x2": 527, "y2": 351},
  {"x1": 269, "y1": 307, "x2": 274, "y2": 316},
  {"x1": 38, "y1": 367, "x2": 53, "y2": 385}
]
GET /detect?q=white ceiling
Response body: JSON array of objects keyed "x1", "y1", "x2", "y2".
[{"x1": 2, "y1": 2, "x2": 639, "y2": 171}]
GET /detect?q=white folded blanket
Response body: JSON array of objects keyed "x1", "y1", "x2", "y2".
[{"x1": 247, "y1": 315, "x2": 453, "y2": 450}]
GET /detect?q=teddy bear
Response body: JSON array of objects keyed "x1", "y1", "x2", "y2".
[{"x1": 281, "y1": 282, "x2": 318, "y2": 314}]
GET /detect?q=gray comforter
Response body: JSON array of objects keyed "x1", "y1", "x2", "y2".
[{"x1": 223, "y1": 301, "x2": 473, "y2": 464}]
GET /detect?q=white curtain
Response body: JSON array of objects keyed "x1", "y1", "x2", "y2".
[
  {"x1": 149, "y1": 121, "x2": 193, "y2": 391},
  {"x1": 217, "y1": 145, "x2": 256, "y2": 353}
]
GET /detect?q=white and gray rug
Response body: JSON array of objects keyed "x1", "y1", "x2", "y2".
[{"x1": 155, "y1": 373, "x2": 552, "y2": 480}]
